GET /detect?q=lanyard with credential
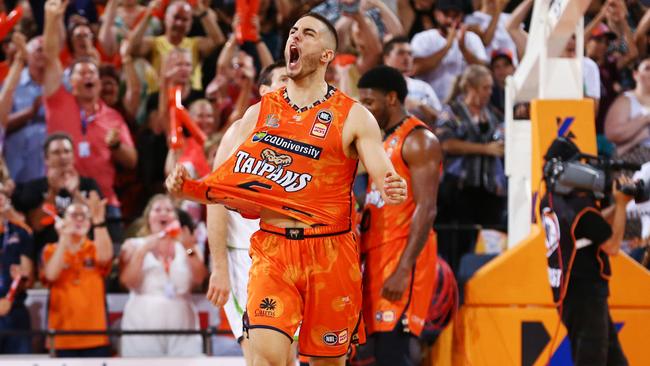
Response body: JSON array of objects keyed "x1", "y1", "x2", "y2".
[{"x1": 78, "y1": 109, "x2": 95, "y2": 158}]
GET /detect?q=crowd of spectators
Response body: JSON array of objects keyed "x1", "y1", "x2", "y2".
[{"x1": 0, "y1": 0, "x2": 648, "y2": 357}]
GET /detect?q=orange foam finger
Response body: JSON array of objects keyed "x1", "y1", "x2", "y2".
[
  {"x1": 169, "y1": 105, "x2": 184, "y2": 149},
  {"x1": 177, "y1": 107, "x2": 206, "y2": 146},
  {"x1": 0, "y1": 6, "x2": 22, "y2": 40}
]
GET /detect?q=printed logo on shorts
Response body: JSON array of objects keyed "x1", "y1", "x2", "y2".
[
  {"x1": 323, "y1": 329, "x2": 348, "y2": 346},
  {"x1": 375, "y1": 310, "x2": 395, "y2": 323},
  {"x1": 337, "y1": 329, "x2": 348, "y2": 345},
  {"x1": 255, "y1": 296, "x2": 283, "y2": 318},
  {"x1": 310, "y1": 109, "x2": 333, "y2": 138},
  {"x1": 323, "y1": 332, "x2": 338, "y2": 346},
  {"x1": 382, "y1": 311, "x2": 395, "y2": 322},
  {"x1": 411, "y1": 315, "x2": 425, "y2": 327},
  {"x1": 233, "y1": 149, "x2": 313, "y2": 192}
]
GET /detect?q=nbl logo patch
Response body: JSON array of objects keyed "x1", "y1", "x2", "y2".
[
  {"x1": 310, "y1": 109, "x2": 333, "y2": 138},
  {"x1": 322, "y1": 329, "x2": 348, "y2": 346},
  {"x1": 317, "y1": 110, "x2": 333, "y2": 123}
]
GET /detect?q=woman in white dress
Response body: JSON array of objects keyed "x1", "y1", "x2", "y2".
[{"x1": 119, "y1": 194, "x2": 208, "y2": 356}]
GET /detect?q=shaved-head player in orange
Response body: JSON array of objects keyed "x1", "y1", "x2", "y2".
[
  {"x1": 166, "y1": 13, "x2": 408, "y2": 366},
  {"x1": 358, "y1": 65, "x2": 442, "y2": 366}
]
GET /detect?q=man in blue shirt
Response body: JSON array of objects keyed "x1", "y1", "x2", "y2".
[{"x1": 0, "y1": 35, "x2": 46, "y2": 184}]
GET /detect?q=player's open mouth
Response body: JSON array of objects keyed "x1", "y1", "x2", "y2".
[
  {"x1": 84, "y1": 81, "x2": 95, "y2": 89},
  {"x1": 289, "y1": 45, "x2": 300, "y2": 67}
]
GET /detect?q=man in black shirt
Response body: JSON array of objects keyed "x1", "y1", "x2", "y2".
[
  {"x1": 12, "y1": 133, "x2": 103, "y2": 262},
  {"x1": 540, "y1": 138, "x2": 630, "y2": 366}
]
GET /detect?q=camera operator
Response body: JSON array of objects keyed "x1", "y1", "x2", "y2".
[{"x1": 540, "y1": 137, "x2": 631, "y2": 366}]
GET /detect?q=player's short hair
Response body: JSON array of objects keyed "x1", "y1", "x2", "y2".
[
  {"x1": 299, "y1": 12, "x2": 339, "y2": 51},
  {"x1": 257, "y1": 59, "x2": 286, "y2": 89},
  {"x1": 358, "y1": 65, "x2": 408, "y2": 103},
  {"x1": 383, "y1": 36, "x2": 410, "y2": 58},
  {"x1": 43, "y1": 132, "x2": 74, "y2": 156}
]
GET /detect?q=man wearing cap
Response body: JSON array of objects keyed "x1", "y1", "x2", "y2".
[
  {"x1": 410, "y1": 0, "x2": 488, "y2": 101},
  {"x1": 488, "y1": 49, "x2": 515, "y2": 115}
]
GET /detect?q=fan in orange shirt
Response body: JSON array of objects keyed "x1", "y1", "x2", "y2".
[
  {"x1": 41, "y1": 192, "x2": 113, "y2": 357},
  {"x1": 357, "y1": 66, "x2": 442, "y2": 366},
  {"x1": 166, "y1": 13, "x2": 408, "y2": 366}
]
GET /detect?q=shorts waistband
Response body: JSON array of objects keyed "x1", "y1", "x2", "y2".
[{"x1": 259, "y1": 222, "x2": 351, "y2": 240}]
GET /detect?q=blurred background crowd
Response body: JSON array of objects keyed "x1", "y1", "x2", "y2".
[{"x1": 0, "y1": 0, "x2": 649, "y2": 357}]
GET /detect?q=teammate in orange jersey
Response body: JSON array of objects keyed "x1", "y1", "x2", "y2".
[
  {"x1": 166, "y1": 13, "x2": 407, "y2": 366},
  {"x1": 357, "y1": 65, "x2": 442, "y2": 366}
]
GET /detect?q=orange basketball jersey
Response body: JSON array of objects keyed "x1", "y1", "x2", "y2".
[
  {"x1": 183, "y1": 86, "x2": 359, "y2": 227},
  {"x1": 361, "y1": 116, "x2": 432, "y2": 251}
]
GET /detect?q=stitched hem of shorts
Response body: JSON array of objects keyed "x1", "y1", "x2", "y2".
[
  {"x1": 247, "y1": 325, "x2": 294, "y2": 343},
  {"x1": 299, "y1": 351, "x2": 347, "y2": 358}
]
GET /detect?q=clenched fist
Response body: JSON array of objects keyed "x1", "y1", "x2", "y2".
[
  {"x1": 166, "y1": 164, "x2": 190, "y2": 197},
  {"x1": 383, "y1": 172, "x2": 408, "y2": 205}
]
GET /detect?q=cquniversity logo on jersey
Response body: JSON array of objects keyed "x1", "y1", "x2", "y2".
[
  {"x1": 252, "y1": 132, "x2": 267, "y2": 142},
  {"x1": 233, "y1": 148, "x2": 313, "y2": 192},
  {"x1": 252, "y1": 131, "x2": 322, "y2": 160}
]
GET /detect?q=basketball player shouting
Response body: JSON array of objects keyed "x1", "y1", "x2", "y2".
[{"x1": 167, "y1": 13, "x2": 407, "y2": 366}]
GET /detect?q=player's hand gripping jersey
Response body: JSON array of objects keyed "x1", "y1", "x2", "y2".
[{"x1": 182, "y1": 86, "x2": 359, "y2": 227}]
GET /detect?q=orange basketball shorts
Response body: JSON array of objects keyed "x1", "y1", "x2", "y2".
[
  {"x1": 245, "y1": 222, "x2": 363, "y2": 357},
  {"x1": 362, "y1": 234, "x2": 437, "y2": 336}
]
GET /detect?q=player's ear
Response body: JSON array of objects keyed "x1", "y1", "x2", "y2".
[
  {"x1": 387, "y1": 91, "x2": 399, "y2": 106},
  {"x1": 259, "y1": 85, "x2": 269, "y2": 96},
  {"x1": 321, "y1": 49, "x2": 335, "y2": 64}
]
